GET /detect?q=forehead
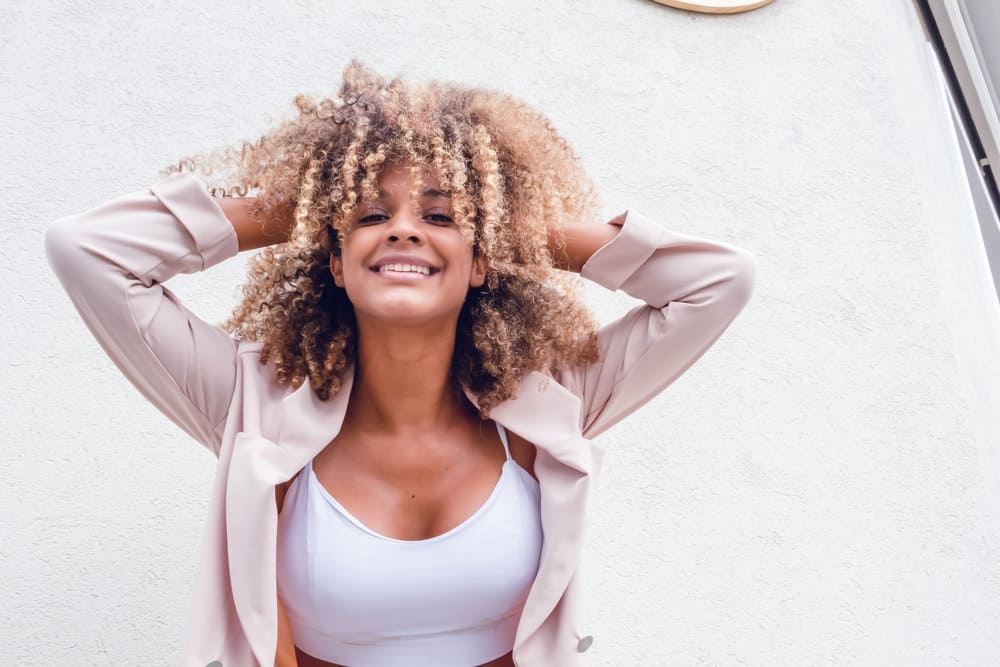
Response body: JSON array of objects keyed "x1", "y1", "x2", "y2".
[
  {"x1": 359, "y1": 164, "x2": 451, "y2": 206},
  {"x1": 376, "y1": 162, "x2": 443, "y2": 189}
]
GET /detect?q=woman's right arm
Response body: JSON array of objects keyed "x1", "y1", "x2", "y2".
[{"x1": 44, "y1": 172, "x2": 286, "y2": 457}]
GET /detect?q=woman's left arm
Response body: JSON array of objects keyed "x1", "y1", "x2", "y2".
[
  {"x1": 546, "y1": 212, "x2": 627, "y2": 273},
  {"x1": 548, "y1": 209, "x2": 757, "y2": 440}
]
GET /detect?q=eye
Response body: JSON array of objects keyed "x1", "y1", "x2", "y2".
[{"x1": 357, "y1": 213, "x2": 453, "y2": 225}]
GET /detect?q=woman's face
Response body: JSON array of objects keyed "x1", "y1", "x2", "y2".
[{"x1": 329, "y1": 161, "x2": 487, "y2": 327}]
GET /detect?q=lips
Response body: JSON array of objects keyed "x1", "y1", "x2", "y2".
[
  {"x1": 371, "y1": 265, "x2": 438, "y2": 278},
  {"x1": 371, "y1": 265, "x2": 437, "y2": 281},
  {"x1": 370, "y1": 254, "x2": 440, "y2": 272}
]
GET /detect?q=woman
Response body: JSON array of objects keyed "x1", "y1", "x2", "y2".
[{"x1": 45, "y1": 61, "x2": 756, "y2": 666}]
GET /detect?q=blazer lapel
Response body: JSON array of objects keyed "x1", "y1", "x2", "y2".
[
  {"x1": 224, "y1": 366, "x2": 357, "y2": 665},
  {"x1": 225, "y1": 363, "x2": 594, "y2": 665}
]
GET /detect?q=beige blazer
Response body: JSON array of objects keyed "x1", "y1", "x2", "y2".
[{"x1": 45, "y1": 172, "x2": 756, "y2": 666}]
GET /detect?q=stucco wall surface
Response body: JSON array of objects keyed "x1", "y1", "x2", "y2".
[{"x1": 3, "y1": 0, "x2": 1000, "y2": 664}]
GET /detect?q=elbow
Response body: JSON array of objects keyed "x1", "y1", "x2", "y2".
[{"x1": 44, "y1": 215, "x2": 85, "y2": 283}]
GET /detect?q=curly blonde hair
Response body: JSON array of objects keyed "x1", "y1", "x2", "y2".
[{"x1": 160, "y1": 60, "x2": 605, "y2": 417}]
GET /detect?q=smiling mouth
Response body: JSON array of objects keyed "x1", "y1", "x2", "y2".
[{"x1": 370, "y1": 266, "x2": 439, "y2": 279}]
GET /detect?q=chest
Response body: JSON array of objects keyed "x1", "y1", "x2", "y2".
[{"x1": 274, "y1": 424, "x2": 537, "y2": 542}]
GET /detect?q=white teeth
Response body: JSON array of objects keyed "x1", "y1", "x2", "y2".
[{"x1": 378, "y1": 263, "x2": 431, "y2": 275}]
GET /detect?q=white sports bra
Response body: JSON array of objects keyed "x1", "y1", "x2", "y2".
[{"x1": 276, "y1": 421, "x2": 543, "y2": 666}]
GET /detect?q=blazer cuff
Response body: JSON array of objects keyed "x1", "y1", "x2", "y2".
[
  {"x1": 580, "y1": 208, "x2": 665, "y2": 292},
  {"x1": 149, "y1": 172, "x2": 240, "y2": 270}
]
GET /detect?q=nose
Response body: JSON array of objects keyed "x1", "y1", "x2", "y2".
[{"x1": 382, "y1": 205, "x2": 424, "y2": 244}]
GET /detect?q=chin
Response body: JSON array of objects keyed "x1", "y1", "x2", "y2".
[{"x1": 360, "y1": 302, "x2": 455, "y2": 326}]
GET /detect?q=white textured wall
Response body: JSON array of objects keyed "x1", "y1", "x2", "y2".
[{"x1": 5, "y1": 0, "x2": 1000, "y2": 664}]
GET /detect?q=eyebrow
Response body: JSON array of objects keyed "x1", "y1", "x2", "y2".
[{"x1": 377, "y1": 188, "x2": 452, "y2": 199}]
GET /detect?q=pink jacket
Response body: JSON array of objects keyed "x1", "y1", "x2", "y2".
[{"x1": 45, "y1": 172, "x2": 756, "y2": 666}]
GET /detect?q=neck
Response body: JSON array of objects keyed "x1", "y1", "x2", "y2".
[{"x1": 349, "y1": 314, "x2": 472, "y2": 436}]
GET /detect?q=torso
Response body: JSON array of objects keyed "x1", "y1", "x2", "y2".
[{"x1": 274, "y1": 411, "x2": 538, "y2": 667}]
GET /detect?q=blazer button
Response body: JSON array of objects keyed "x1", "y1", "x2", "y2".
[
  {"x1": 577, "y1": 635, "x2": 593, "y2": 652},
  {"x1": 205, "y1": 662, "x2": 223, "y2": 667}
]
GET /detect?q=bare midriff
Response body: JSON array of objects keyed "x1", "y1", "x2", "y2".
[{"x1": 294, "y1": 646, "x2": 516, "y2": 667}]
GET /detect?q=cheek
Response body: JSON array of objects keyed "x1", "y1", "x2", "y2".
[
  {"x1": 449, "y1": 258, "x2": 476, "y2": 287},
  {"x1": 450, "y1": 240, "x2": 475, "y2": 272}
]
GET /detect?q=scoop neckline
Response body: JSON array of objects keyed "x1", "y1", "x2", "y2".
[{"x1": 307, "y1": 458, "x2": 513, "y2": 544}]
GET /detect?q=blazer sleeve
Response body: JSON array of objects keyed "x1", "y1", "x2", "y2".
[
  {"x1": 44, "y1": 172, "x2": 242, "y2": 457},
  {"x1": 556, "y1": 208, "x2": 758, "y2": 441}
]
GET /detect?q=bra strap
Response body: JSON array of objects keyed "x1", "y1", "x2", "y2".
[{"x1": 495, "y1": 421, "x2": 511, "y2": 461}]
